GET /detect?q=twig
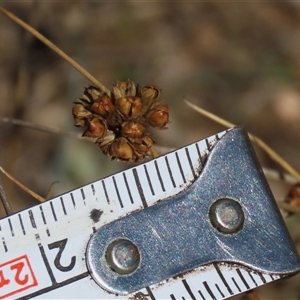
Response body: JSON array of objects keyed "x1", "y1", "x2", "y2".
[
  {"x1": 0, "y1": 166, "x2": 45, "y2": 203},
  {"x1": 185, "y1": 100, "x2": 300, "y2": 183},
  {"x1": 0, "y1": 176, "x2": 13, "y2": 215},
  {"x1": 0, "y1": 6, "x2": 111, "y2": 96}
]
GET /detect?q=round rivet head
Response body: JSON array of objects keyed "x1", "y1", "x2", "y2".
[
  {"x1": 105, "y1": 239, "x2": 140, "y2": 275},
  {"x1": 209, "y1": 198, "x2": 244, "y2": 234}
]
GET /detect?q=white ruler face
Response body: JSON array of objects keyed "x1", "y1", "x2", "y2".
[{"x1": 0, "y1": 128, "x2": 298, "y2": 300}]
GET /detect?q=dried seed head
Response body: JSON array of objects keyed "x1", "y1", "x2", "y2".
[
  {"x1": 109, "y1": 137, "x2": 133, "y2": 161},
  {"x1": 72, "y1": 80, "x2": 170, "y2": 163},
  {"x1": 145, "y1": 104, "x2": 169, "y2": 129},
  {"x1": 122, "y1": 121, "x2": 145, "y2": 139},
  {"x1": 115, "y1": 96, "x2": 143, "y2": 117},
  {"x1": 83, "y1": 118, "x2": 106, "y2": 138},
  {"x1": 91, "y1": 94, "x2": 114, "y2": 116}
]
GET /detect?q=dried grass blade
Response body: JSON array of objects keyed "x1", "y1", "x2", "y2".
[
  {"x1": 0, "y1": 6, "x2": 111, "y2": 96},
  {"x1": 0, "y1": 166, "x2": 45, "y2": 203}
]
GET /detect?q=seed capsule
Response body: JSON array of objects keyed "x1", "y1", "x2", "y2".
[
  {"x1": 91, "y1": 94, "x2": 114, "y2": 115},
  {"x1": 113, "y1": 80, "x2": 136, "y2": 99},
  {"x1": 145, "y1": 104, "x2": 169, "y2": 129},
  {"x1": 109, "y1": 138, "x2": 133, "y2": 161},
  {"x1": 83, "y1": 118, "x2": 106, "y2": 138},
  {"x1": 122, "y1": 121, "x2": 145, "y2": 139},
  {"x1": 132, "y1": 135, "x2": 154, "y2": 155},
  {"x1": 83, "y1": 86, "x2": 101, "y2": 103},
  {"x1": 72, "y1": 103, "x2": 92, "y2": 126},
  {"x1": 140, "y1": 85, "x2": 161, "y2": 101},
  {"x1": 115, "y1": 96, "x2": 143, "y2": 116}
]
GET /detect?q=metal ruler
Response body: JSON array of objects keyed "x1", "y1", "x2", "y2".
[{"x1": 0, "y1": 127, "x2": 299, "y2": 299}]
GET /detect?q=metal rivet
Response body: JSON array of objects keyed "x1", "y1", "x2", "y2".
[
  {"x1": 209, "y1": 198, "x2": 244, "y2": 234},
  {"x1": 105, "y1": 239, "x2": 140, "y2": 275}
]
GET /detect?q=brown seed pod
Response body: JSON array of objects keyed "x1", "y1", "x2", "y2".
[
  {"x1": 140, "y1": 85, "x2": 161, "y2": 101},
  {"x1": 113, "y1": 80, "x2": 136, "y2": 99},
  {"x1": 132, "y1": 135, "x2": 154, "y2": 155},
  {"x1": 82, "y1": 118, "x2": 106, "y2": 138},
  {"x1": 91, "y1": 94, "x2": 114, "y2": 116},
  {"x1": 108, "y1": 137, "x2": 134, "y2": 161},
  {"x1": 115, "y1": 96, "x2": 143, "y2": 117},
  {"x1": 72, "y1": 103, "x2": 92, "y2": 126},
  {"x1": 83, "y1": 86, "x2": 101, "y2": 103},
  {"x1": 145, "y1": 104, "x2": 169, "y2": 129},
  {"x1": 122, "y1": 121, "x2": 145, "y2": 139}
]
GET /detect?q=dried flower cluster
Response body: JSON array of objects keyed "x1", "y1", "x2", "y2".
[{"x1": 72, "y1": 80, "x2": 169, "y2": 163}]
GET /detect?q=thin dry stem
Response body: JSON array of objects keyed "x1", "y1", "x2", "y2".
[
  {"x1": 45, "y1": 181, "x2": 59, "y2": 200},
  {"x1": 185, "y1": 100, "x2": 300, "y2": 183},
  {"x1": 0, "y1": 6, "x2": 111, "y2": 96},
  {"x1": 0, "y1": 117, "x2": 84, "y2": 140},
  {"x1": 0, "y1": 166, "x2": 45, "y2": 203},
  {"x1": 0, "y1": 176, "x2": 13, "y2": 215}
]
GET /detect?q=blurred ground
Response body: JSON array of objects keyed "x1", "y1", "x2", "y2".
[{"x1": 0, "y1": 2, "x2": 299, "y2": 299}]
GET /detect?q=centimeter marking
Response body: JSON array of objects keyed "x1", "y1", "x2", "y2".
[{"x1": 0, "y1": 128, "x2": 281, "y2": 299}]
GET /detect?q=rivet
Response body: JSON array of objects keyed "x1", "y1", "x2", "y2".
[{"x1": 209, "y1": 198, "x2": 244, "y2": 234}]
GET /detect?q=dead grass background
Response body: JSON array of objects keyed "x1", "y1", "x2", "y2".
[{"x1": 0, "y1": 2, "x2": 299, "y2": 299}]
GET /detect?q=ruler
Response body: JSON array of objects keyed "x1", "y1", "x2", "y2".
[{"x1": 0, "y1": 127, "x2": 299, "y2": 299}]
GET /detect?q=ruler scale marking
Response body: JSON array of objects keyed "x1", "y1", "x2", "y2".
[
  {"x1": 231, "y1": 277, "x2": 241, "y2": 292},
  {"x1": 175, "y1": 152, "x2": 186, "y2": 184},
  {"x1": 29, "y1": 210, "x2": 37, "y2": 229},
  {"x1": 122, "y1": 172, "x2": 134, "y2": 204},
  {"x1": 216, "y1": 284, "x2": 225, "y2": 298},
  {"x1": 185, "y1": 147, "x2": 196, "y2": 179},
  {"x1": 39, "y1": 206, "x2": 47, "y2": 225},
  {"x1": 165, "y1": 156, "x2": 176, "y2": 188},
  {"x1": 198, "y1": 290, "x2": 206, "y2": 300},
  {"x1": 18, "y1": 213, "x2": 26, "y2": 235},
  {"x1": 70, "y1": 193, "x2": 76, "y2": 208},
  {"x1": 80, "y1": 188, "x2": 86, "y2": 206},
  {"x1": 182, "y1": 279, "x2": 197, "y2": 300},
  {"x1": 91, "y1": 184, "x2": 95, "y2": 196},
  {"x1": 154, "y1": 160, "x2": 166, "y2": 192},
  {"x1": 133, "y1": 168, "x2": 148, "y2": 208},
  {"x1": 145, "y1": 286, "x2": 157, "y2": 300},
  {"x1": 257, "y1": 272, "x2": 267, "y2": 284},
  {"x1": 214, "y1": 263, "x2": 234, "y2": 295},
  {"x1": 8, "y1": 218, "x2": 14, "y2": 237},
  {"x1": 248, "y1": 271, "x2": 258, "y2": 286},
  {"x1": 101, "y1": 180, "x2": 110, "y2": 205},
  {"x1": 203, "y1": 281, "x2": 217, "y2": 300},
  {"x1": 236, "y1": 269, "x2": 250, "y2": 289},
  {"x1": 143, "y1": 165, "x2": 155, "y2": 196},
  {"x1": 112, "y1": 176, "x2": 124, "y2": 208},
  {"x1": 60, "y1": 197, "x2": 67, "y2": 215}
]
